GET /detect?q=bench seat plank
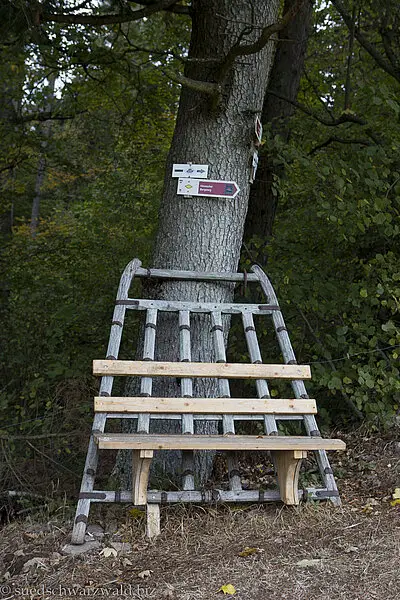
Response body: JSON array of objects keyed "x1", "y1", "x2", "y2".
[
  {"x1": 95, "y1": 433, "x2": 346, "y2": 451},
  {"x1": 94, "y1": 397, "x2": 317, "y2": 414},
  {"x1": 93, "y1": 360, "x2": 311, "y2": 380}
]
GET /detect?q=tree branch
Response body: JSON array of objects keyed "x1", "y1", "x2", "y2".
[
  {"x1": 344, "y1": 3, "x2": 356, "y2": 110},
  {"x1": 128, "y1": 0, "x2": 190, "y2": 15},
  {"x1": 308, "y1": 136, "x2": 372, "y2": 155},
  {"x1": 265, "y1": 89, "x2": 367, "y2": 126},
  {"x1": 330, "y1": 0, "x2": 400, "y2": 83},
  {"x1": 17, "y1": 110, "x2": 87, "y2": 123},
  {"x1": 163, "y1": 70, "x2": 221, "y2": 96},
  {"x1": 42, "y1": 0, "x2": 182, "y2": 26},
  {"x1": 217, "y1": 0, "x2": 306, "y2": 83}
]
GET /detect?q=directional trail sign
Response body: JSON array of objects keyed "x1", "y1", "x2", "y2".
[
  {"x1": 172, "y1": 164, "x2": 209, "y2": 178},
  {"x1": 177, "y1": 178, "x2": 240, "y2": 199}
]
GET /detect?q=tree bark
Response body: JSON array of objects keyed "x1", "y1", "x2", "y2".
[
  {"x1": 0, "y1": 45, "x2": 25, "y2": 236},
  {"x1": 243, "y1": 0, "x2": 313, "y2": 262},
  {"x1": 120, "y1": 0, "x2": 279, "y2": 485},
  {"x1": 30, "y1": 74, "x2": 56, "y2": 237}
]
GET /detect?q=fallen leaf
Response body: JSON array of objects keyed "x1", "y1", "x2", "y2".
[
  {"x1": 393, "y1": 488, "x2": 400, "y2": 500},
  {"x1": 345, "y1": 546, "x2": 359, "y2": 553},
  {"x1": 138, "y1": 570, "x2": 152, "y2": 579},
  {"x1": 22, "y1": 558, "x2": 48, "y2": 573},
  {"x1": 122, "y1": 558, "x2": 133, "y2": 567},
  {"x1": 390, "y1": 499, "x2": 400, "y2": 507},
  {"x1": 296, "y1": 559, "x2": 323, "y2": 568},
  {"x1": 238, "y1": 547, "x2": 260, "y2": 557},
  {"x1": 218, "y1": 584, "x2": 236, "y2": 595},
  {"x1": 100, "y1": 547, "x2": 118, "y2": 558}
]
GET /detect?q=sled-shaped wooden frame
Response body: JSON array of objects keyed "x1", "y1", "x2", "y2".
[{"x1": 71, "y1": 258, "x2": 345, "y2": 543}]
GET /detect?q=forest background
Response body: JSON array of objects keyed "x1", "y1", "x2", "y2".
[{"x1": 0, "y1": 0, "x2": 399, "y2": 503}]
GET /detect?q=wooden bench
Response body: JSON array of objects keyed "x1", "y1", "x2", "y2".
[{"x1": 71, "y1": 259, "x2": 346, "y2": 544}]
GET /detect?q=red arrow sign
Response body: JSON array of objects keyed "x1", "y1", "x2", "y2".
[{"x1": 177, "y1": 178, "x2": 240, "y2": 199}]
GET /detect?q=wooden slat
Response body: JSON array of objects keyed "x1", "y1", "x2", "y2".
[
  {"x1": 94, "y1": 397, "x2": 317, "y2": 414},
  {"x1": 94, "y1": 360, "x2": 311, "y2": 380},
  {"x1": 179, "y1": 310, "x2": 195, "y2": 491},
  {"x1": 137, "y1": 308, "x2": 157, "y2": 433},
  {"x1": 135, "y1": 266, "x2": 258, "y2": 283},
  {"x1": 119, "y1": 299, "x2": 279, "y2": 315},
  {"x1": 242, "y1": 312, "x2": 278, "y2": 435},
  {"x1": 95, "y1": 433, "x2": 346, "y2": 451},
  {"x1": 210, "y1": 311, "x2": 240, "y2": 491},
  {"x1": 80, "y1": 487, "x2": 339, "y2": 503}
]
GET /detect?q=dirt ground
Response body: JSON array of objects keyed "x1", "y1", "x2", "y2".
[{"x1": 1, "y1": 428, "x2": 399, "y2": 600}]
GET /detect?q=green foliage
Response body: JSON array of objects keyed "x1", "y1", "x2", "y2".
[{"x1": 243, "y1": 1, "x2": 400, "y2": 426}]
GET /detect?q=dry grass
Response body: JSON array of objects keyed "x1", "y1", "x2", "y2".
[{"x1": 0, "y1": 429, "x2": 399, "y2": 600}]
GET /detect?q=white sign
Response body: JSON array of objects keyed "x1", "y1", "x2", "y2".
[
  {"x1": 172, "y1": 163, "x2": 209, "y2": 178},
  {"x1": 249, "y1": 151, "x2": 259, "y2": 183},
  {"x1": 177, "y1": 178, "x2": 240, "y2": 199}
]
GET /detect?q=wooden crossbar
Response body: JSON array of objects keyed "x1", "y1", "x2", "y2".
[
  {"x1": 93, "y1": 360, "x2": 311, "y2": 380},
  {"x1": 94, "y1": 397, "x2": 317, "y2": 414},
  {"x1": 95, "y1": 433, "x2": 346, "y2": 451},
  {"x1": 135, "y1": 266, "x2": 259, "y2": 283},
  {"x1": 115, "y1": 299, "x2": 279, "y2": 314}
]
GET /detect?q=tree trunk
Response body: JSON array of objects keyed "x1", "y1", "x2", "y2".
[
  {"x1": 244, "y1": 0, "x2": 313, "y2": 262},
  {"x1": 0, "y1": 45, "x2": 25, "y2": 236},
  {"x1": 30, "y1": 74, "x2": 56, "y2": 237},
  {"x1": 120, "y1": 0, "x2": 279, "y2": 485}
]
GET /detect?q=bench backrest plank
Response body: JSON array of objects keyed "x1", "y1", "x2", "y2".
[
  {"x1": 94, "y1": 397, "x2": 317, "y2": 414},
  {"x1": 93, "y1": 360, "x2": 311, "y2": 380}
]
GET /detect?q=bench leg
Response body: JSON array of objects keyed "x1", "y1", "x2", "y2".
[
  {"x1": 146, "y1": 503, "x2": 160, "y2": 539},
  {"x1": 132, "y1": 450, "x2": 153, "y2": 506},
  {"x1": 271, "y1": 450, "x2": 307, "y2": 505}
]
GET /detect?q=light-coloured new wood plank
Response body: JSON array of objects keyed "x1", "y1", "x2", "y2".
[
  {"x1": 94, "y1": 397, "x2": 317, "y2": 414},
  {"x1": 95, "y1": 433, "x2": 346, "y2": 451},
  {"x1": 93, "y1": 360, "x2": 311, "y2": 380},
  {"x1": 271, "y1": 450, "x2": 306, "y2": 505},
  {"x1": 132, "y1": 450, "x2": 153, "y2": 505}
]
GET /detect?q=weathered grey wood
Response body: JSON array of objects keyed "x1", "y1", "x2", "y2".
[
  {"x1": 95, "y1": 397, "x2": 317, "y2": 414},
  {"x1": 210, "y1": 311, "x2": 241, "y2": 491},
  {"x1": 94, "y1": 360, "x2": 311, "y2": 380},
  {"x1": 146, "y1": 503, "x2": 160, "y2": 538},
  {"x1": 71, "y1": 258, "x2": 142, "y2": 545},
  {"x1": 136, "y1": 266, "x2": 258, "y2": 283},
  {"x1": 252, "y1": 264, "x2": 341, "y2": 505},
  {"x1": 81, "y1": 487, "x2": 339, "y2": 503},
  {"x1": 106, "y1": 413, "x2": 305, "y2": 421},
  {"x1": 95, "y1": 433, "x2": 346, "y2": 451},
  {"x1": 119, "y1": 298, "x2": 280, "y2": 315},
  {"x1": 241, "y1": 312, "x2": 278, "y2": 436},
  {"x1": 137, "y1": 309, "x2": 158, "y2": 434},
  {"x1": 179, "y1": 310, "x2": 195, "y2": 491}
]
